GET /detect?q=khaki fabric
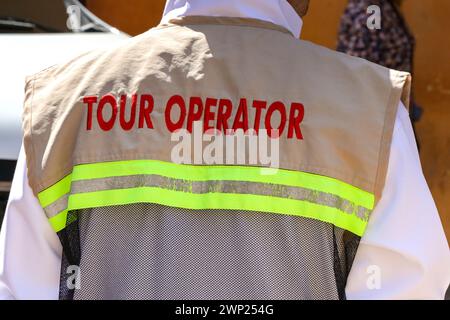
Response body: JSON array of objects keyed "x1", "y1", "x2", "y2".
[{"x1": 22, "y1": 16, "x2": 411, "y2": 204}]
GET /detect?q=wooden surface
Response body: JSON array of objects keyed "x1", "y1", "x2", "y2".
[{"x1": 86, "y1": 0, "x2": 450, "y2": 243}]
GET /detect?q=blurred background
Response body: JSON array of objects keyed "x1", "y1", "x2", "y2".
[{"x1": 0, "y1": 0, "x2": 449, "y2": 245}]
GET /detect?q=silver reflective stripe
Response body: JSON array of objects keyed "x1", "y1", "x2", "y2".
[{"x1": 44, "y1": 194, "x2": 69, "y2": 219}]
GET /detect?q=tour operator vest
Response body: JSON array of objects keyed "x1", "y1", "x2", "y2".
[{"x1": 22, "y1": 17, "x2": 411, "y2": 300}]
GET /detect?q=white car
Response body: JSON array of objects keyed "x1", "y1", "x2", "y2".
[{"x1": 0, "y1": 0, "x2": 129, "y2": 220}]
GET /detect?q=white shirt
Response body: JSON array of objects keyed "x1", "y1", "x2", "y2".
[{"x1": 1, "y1": 0, "x2": 449, "y2": 300}]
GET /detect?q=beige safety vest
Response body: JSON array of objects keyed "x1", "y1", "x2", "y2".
[{"x1": 22, "y1": 16, "x2": 411, "y2": 299}]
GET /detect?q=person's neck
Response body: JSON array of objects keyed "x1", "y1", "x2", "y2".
[{"x1": 161, "y1": 0, "x2": 303, "y2": 38}]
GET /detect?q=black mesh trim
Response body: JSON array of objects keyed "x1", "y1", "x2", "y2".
[
  {"x1": 333, "y1": 227, "x2": 347, "y2": 300},
  {"x1": 57, "y1": 211, "x2": 81, "y2": 300},
  {"x1": 332, "y1": 227, "x2": 361, "y2": 300},
  {"x1": 343, "y1": 230, "x2": 361, "y2": 276}
]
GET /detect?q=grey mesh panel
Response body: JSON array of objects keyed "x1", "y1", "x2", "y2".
[{"x1": 58, "y1": 203, "x2": 359, "y2": 300}]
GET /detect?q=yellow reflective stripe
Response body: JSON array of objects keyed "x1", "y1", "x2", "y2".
[
  {"x1": 48, "y1": 209, "x2": 68, "y2": 233},
  {"x1": 55, "y1": 187, "x2": 366, "y2": 236},
  {"x1": 38, "y1": 160, "x2": 374, "y2": 210},
  {"x1": 38, "y1": 174, "x2": 72, "y2": 208}
]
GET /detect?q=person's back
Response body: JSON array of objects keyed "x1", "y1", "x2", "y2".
[{"x1": 1, "y1": 0, "x2": 449, "y2": 300}]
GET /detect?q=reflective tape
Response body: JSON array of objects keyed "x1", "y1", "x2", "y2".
[{"x1": 38, "y1": 160, "x2": 374, "y2": 235}]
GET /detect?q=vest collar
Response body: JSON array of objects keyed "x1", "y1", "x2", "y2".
[
  {"x1": 161, "y1": 15, "x2": 295, "y2": 37},
  {"x1": 161, "y1": 0, "x2": 302, "y2": 38}
]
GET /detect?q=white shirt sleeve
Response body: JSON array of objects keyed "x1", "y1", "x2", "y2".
[
  {"x1": 0, "y1": 147, "x2": 62, "y2": 300},
  {"x1": 346, "y1": 102, "x2": 450, "y2": 299}
]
